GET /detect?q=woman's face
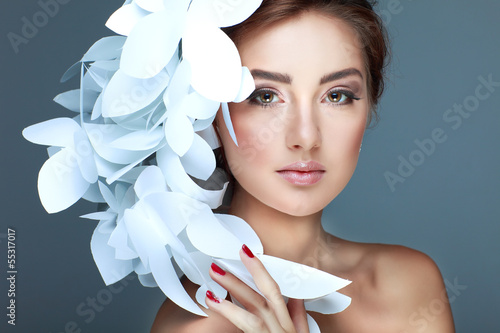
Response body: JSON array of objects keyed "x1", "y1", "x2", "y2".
[{"x1": 216, "y1": 12, "x2": 369, "y2": 217}]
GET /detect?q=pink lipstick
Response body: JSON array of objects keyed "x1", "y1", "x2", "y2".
[{"x1": 276, "y1": 161, "x2": 325, "y2": 186}]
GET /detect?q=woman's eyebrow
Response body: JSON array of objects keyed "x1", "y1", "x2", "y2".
[
  {"x1": 319, "y1": 68, "x2": 363, "y2": 84},
  {"x1": 250, "y1": 69, "x2": 293, "y2": 84}
]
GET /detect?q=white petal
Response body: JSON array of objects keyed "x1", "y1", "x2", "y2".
[
  {"x1": 90, "y1": 222, "x2": 134, "y2": 285},
  {"x1": 61, "y1": 61, "x2": 81, "y2": 83},
  {"x1": 180, "y1": 134, "x2": 215, "y2": 181},
  {"x1": 82, "y1": 182, "x2": 105, "y2": 203},
  {"x1": 124, "y1": 193, "x2": 201, "y2": 264},
  {"x1": 81, "y1": 211, "x2": 115, "y2": 221},
  {"x1": 134, "y1": 166, "x2": 167, "y2": 199},
  {"x1": 123, "y1": 208, "x2": 162, "y2": 265},
  {"x1": 134, "y1": 0, "x2": 164, "y2": 12},
  {"x1": 84, "y1": 66, "x2": 110, "y2": 90},
  {"x1": 304, "y1": 292, "x2": 352, "y2": 315},
  {"x1": 222, "y1": 102, "x2": 238, "y2": 145},
  {"x1": 108, "y1": 219, "x2": 138, "y2": 260},
  {"x1": 134, "y1": 192, "x2": 194, "y2": 236},
  {"x1": 171, "y1": 250, "x2": 204, "y2": 286},
  {"x1": 149, "y1": 249, "x2": 206, "y2": 316},
  {"x1": 98, "y1": 181, "x2": 119, "y2": 212},
  {"x1": 118, "y1": 184, "x2": 137, "y2": 212},
  {"x1": 138, "y1": 273, "x2": 158, "y2": 287},
  {"x1": 163, "y1": 59, "x2": 191, "y2": 110},
  {"x1": 165, "y1": 114, "x2": 194, "y2": 157},
  {"x1": 162, "y1": 0, "x2": 190, "y2": 12},
  {"x1": 124, "y1": 199, "x2": 208, "y2": 306},
  {"x1": 109, "y1": 127, "x2": 164, "y2": 151},
  {"x1": 93, "y1": 154, "x2": 124, "y2": 179},
  {"x1": 307, "y1": 314, "x2": 321, "y2": 333},
  {"x1": 120, "y1": 9, "x2": 186, "y2": 78},
  {"x1": 106, "y1": 158, "x2": 151, "y2": 185},
  {"x1": 157, "y1": 146, "x2": 227, "y2": 208},
  {"x1": 38, "y1": 149, "x2": 90, "y2": 213},
  {"x1": 188, "y1": 0, "x2": 262, "y2": 28},
  {"x1": 97, "y1": 217, "x2": 117, "y2": 234},
  {"x1": 183, "y1": 91, "x2": 220, "y2": 120},
  {"x1": 186, "y1": 212, "x2": 243, "y2": 260},
  {"x1": 134, "y1": 258, "x2": 151, "y2": 275},
  {"x1": 105, "y1": 3, "x2": 149, "y2": 36},
  {"x1": 102, "y1": 69, "x2": 170, "y2": 118},
  {"x1": 23, "y1": 118, "x2": 80, "y2": 147},
  {"x1": 196, "y1": 282, "x2": 227, "y2": 309},
  {"x1": 82, "y1": 36, "x2": 127, "y2": 62},
  {"x1": 233, "y1": 66, "x2": 255, "y2": 103},
  {"x1": 111, "y1": 103, "x2": 158, "y2": 130},
  {"x1": 91, "y1": 93, "x2": 103, "y2": 120},
  {"x1": 166, "y1": 46, "x2": 181, "y2": 76},
  {"x1": 82, "y1": 70, "x2": 105, "y2": 92},
  {"x1": 183, "y1": 23, "x2": 241, "y2": 102},
  {"x1": 215, "y1": 258, "x2": 260, "y2": 293},
  {"x1": 186, "y1": 251, "x2": 213, "y2": 286},
  {"x1": 90, "y1": 60, "x2": 121, "y2": 72},
  {"x1": 260, "y1": 255, "x2": 351, "y2": 299},
  {"x1": 112, "y1": 165, "x2": 148, "y2": 184},
  {"x1": 196, "y1": 124, "x2": 220, "y2": 149},
  {"x1": 54, "y1": 89, "x2": 99, "y2": 113},
  {"x1": 193, "y1": 114, "x2": 217, "y2": 133},
  {"x1": 74, "y1": 131, "x2": 98, "y2": 184},
  {"x1": 85, "y1": 123, "x2": 158, "y2": 164},
  {"x1": 215, "y1": 214, "x2": 263, "y2": 254}
]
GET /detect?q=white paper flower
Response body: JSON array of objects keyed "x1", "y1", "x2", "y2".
[
  {"x1": 23, "y1": 1, "x2": 352, "y2": 331},
  {"x1": 86, "y1": 166, "x2": 351, "y2": 327},
  {"x1": 23, "y1": 118, "x2": 98, "y2": 213}
]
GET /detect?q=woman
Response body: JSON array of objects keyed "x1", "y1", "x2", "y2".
[{"x1": 152, "y1": 0, "x2": 455, "y2": 332}]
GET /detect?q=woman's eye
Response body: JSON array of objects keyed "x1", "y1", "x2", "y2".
[
  {"x1": 257, "y1": 91, "x2": 279, "y2": 104},
  {"x1": 247, "y1": 89, "x2": 281, "y2": 107},
  {"x1": 324, "y1": 90, "x2": 360, "y2": 105},
  {"x1": 326, "y1": 91, "x2": 348, "y2": 103}
]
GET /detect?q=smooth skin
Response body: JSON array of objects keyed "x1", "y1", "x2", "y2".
[{"x1": 151, "y1": 11, "x2": 455, "y2": 333}]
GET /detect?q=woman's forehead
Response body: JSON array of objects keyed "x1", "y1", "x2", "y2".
[{"x1": 236, "y1": 12, "x2": 366, "y2": 81}]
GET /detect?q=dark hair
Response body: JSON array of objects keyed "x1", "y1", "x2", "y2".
[{"x1": 223, "y1": 0, "x2": 390, "y2": 124}]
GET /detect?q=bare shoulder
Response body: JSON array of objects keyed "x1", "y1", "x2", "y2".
[
  {"x1": 150, "y1": 277, "x2": 238, "y2": 333},
  {"x1": 372, "y1": 244, "x2": 444, "y2": 290},
  {"x1": 366, "y1": 243, "x2": 455, "y2": 332},
  {"x1": 335, "y1": 241, "x2": 449, "y2": 302}
]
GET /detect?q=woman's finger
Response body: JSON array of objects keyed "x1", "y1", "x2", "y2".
[
  {"x1": 239, "y1": 245, "x2": 297, "y2": 332},
  {"x1": 205, "y1": 290, "x2": 269, "y2": 332},
  {"x1": 287, "y1": 298, "x2": 309, "y2": 333},
  {"x1": 208, "y1": 262, "x2": 284, "y2": 332}
]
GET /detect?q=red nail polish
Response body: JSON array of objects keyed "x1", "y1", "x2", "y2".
[
  {"x1": 211, "y1": 263, "x2": 226, "y2": 276},
  {"x1": 242, "y1": 244, "x2": 254, "y2": 258},
  {"x1": 206, "y1": 290, "x2": 220, "y2": 303}
]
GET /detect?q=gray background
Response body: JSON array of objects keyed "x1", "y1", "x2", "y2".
[{"x1": 1, "y1": 0, "x2": 498, "y2": 332}]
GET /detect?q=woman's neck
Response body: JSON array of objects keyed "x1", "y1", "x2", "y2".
[{"x1": 228, "y1": 183, "x2": 332, "y2": 268}]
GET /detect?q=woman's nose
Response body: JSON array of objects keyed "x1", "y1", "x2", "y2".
[{"x1": 285, "y1": 104, "x2": 322, "y2": 151}]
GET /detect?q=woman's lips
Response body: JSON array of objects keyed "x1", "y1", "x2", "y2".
[{"x1": 276, "y1": 161, "x2": 326, "y2": 185}]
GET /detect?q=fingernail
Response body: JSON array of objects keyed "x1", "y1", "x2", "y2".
[
  {"x1": 211, "y1": 263, "x2": 226, "y2": 276},
  {"x1": 206, "y1": 290, "x2": 220, "y2": 303},
  {"x1": 242, "y1": 244, "x2": 254, "y2": 258}
]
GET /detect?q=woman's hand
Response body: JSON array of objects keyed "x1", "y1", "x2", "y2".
[{"x1": 205, "y1": 244, "x2": 310, "y2": 333}]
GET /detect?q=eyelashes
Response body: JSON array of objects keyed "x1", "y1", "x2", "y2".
[
  {"x1": 324, "y1": 89, "x2": 361, "y2": 104},
  {"x1": 247, "y1": 88, "x2": 281, "y2": 107},
  {"x1": 246, "y1": 87, "x2": 361, "y2": 108}
]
